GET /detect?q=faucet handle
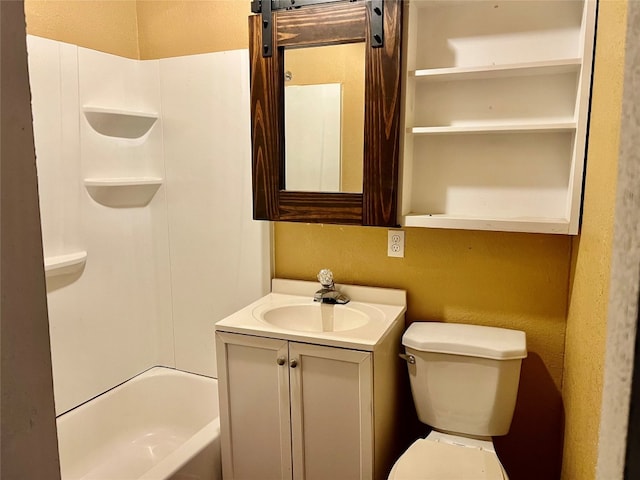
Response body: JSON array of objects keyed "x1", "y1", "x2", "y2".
[{"x1": 317, "y1": 269, "x2": 334, "y2": 288}]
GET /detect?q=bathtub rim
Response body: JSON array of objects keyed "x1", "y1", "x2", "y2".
[{"x1": 55, "y1": 366, "x2": 217, "y2": 418}]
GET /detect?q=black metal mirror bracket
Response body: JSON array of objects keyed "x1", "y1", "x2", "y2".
[
  {"x1": 253, "y1": 0, "x2": 384, "y2": 57},
  {"x1": 260, "y1": 0, "x2": 273, "y2": 56},
  {"x1": 369, "y1": 0, "x2": 384, "y2": 47}
]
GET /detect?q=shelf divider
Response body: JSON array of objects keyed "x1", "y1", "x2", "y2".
[
  {"x1": 403, "y1": 214, "x2": 570, "y2": 234},
  {"x1": 410, "y1": 122, "x2": 577, "y2": 135},
  {"x1": 412, "y1": 58, "x2": 582, "y2": 82}
]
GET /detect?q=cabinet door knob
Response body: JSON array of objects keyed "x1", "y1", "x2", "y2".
[
  {"x1": 290, "y1": 359, "x2": 298, "y2": 368},
  {"x1": 277, "y1": 356, "x2": 286, "y2": 366}
]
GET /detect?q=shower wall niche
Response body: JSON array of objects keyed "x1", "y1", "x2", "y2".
[{"x1": 27, "y1": 35, "x2": 271, "y2": 415}]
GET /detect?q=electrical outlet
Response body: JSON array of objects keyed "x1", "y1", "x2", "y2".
[{"x1": 387, "y1": 230, "x2": 405, "y2": 258}]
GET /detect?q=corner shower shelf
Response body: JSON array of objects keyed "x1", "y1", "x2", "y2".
[
  {"x1": 84, "y1": 177, "x2": 163, "y2": 207},
  {"x1": 44, "y1": 251, "x2": 87, "y2": 277},
  {"x1": 83, "y1": 106, "x2": 158, "y2": 139},
  {"x1": 399, "y1": 0, "x2": 597, "y2": 234}
]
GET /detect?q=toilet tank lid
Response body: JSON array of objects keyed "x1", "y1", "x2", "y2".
[{"x1": 402, "y1": 322, "x2": 527, "y2": 360}]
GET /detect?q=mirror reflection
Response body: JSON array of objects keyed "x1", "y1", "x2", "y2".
[{"x1": 284, "y1": 43, "x2": 365, "y2": 193}]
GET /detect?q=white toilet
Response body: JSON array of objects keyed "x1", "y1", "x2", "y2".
[{"x1": 390, "y1": 322, "x2": 527, "y2": 480}]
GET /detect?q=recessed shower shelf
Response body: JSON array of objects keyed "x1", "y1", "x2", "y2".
[
  {"x1": 84, "y1": 177, "x2": 163, "y2": 207},
  {"x1": 44, "y1": 251, "x2": 87, "y2": 277},
  {"x1": 83, "y1": 106, "x2": 158, "y2": 139}
]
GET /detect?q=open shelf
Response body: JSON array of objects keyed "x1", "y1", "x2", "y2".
[
  {"x1": 84, "y1": 177, "x2": 163, "y2": 207},
  {"x1": 412, "y1": 58, "x2": 582, "y2": 82},
  {"x1": 411, "y1": 69, "x2": 579, "y2": 130},
  {"x1": 410, "y1": 121, "x2": 576, "y2": 135},
  {"x1": 83, "y1": 106, "x2": 158, "y2": 139},
  {"x1": 44, "y1": 251, "x2": 87, "y2": 277},
  {"x1": 403, "y1": 214, "x2": 570, "y2": 235}
]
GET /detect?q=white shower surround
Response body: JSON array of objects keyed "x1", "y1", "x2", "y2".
[{"x1": 27, "y1": 35, "x2": 271, "y2": 415}]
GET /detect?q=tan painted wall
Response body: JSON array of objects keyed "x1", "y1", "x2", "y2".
[
  {"x1": 136, "y1": 0, "x2": 249, "y2": 59},
  {"x1": 24, "y1": 0, "x2": 248, "y2": 60},
  {"x1": 561, "y1": 1, "x2": 628, "y2": 479},
  {"x1": 24, "y1": 0, "x2": 140, "y2": 59},
  {"x1": 275, "y1": 226, "x2": 570, "y2": 479}
]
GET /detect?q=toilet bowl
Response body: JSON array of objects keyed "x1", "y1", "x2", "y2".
[
  {"x1": 388, "y1": 431, "x2": 507, "y2": 480},
  {"x1": 390, "y1": 322, "x2": 526, "y2": 480}
]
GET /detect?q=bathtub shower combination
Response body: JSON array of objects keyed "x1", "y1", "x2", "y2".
[
  {"x1": 56, "y1": 368, "x2": 221, "y2": 480},
  {"x1": 27, "y1": 33, "x2": 269, "y2": 480}
]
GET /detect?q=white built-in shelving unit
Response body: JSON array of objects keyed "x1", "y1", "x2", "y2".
[{"x1": 399, "y1": 0, "x2": 597, "y2": 234}]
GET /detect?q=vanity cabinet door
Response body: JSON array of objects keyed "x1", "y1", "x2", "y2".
[
  {"x1": 216, "y1": 332, "x2": 292, "y2": 480},
  {"x1": 289, "y1": 342, "x2": 373, "y2": 480}
]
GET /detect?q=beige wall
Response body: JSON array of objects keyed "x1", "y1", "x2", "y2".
[
  {"x1": 136, "y1": 0, "x2": 249, "y2": 59},
  {"x1": 24, "y1": 0, "x2": 249, "y2": 59},
  {"x1": 562, "y1": 1, "x2": 628, "y2": 479},
  {"x1": 21, "y1": 1, "x2": 628, "y2": 478},
  {"x1": 596, "y1": 0, "x2": 640, "y2": 475},
  {"x1": 25, "y1": 0, "x2": 140, "y2": 59}
]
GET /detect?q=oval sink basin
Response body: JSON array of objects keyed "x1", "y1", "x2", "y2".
[{"x1": 255, "y1": 303, "x2": 371, "y2": 333}]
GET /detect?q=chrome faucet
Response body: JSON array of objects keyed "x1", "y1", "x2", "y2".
[{"x1": 314, "y1": 269, "x2": 350, "y2": 305}]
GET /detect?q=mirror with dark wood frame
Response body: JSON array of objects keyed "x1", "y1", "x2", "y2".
[{"x1": 249, "y1": 0, "x2": 402, "y2": 226}]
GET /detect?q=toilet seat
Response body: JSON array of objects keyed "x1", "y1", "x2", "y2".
[{"x1": 388, "y1": 439, "x2": 506, "y2": 480}]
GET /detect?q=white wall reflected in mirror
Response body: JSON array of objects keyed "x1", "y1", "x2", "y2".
[
  {"x1": 283, "y1": 42, "x2": 365, "y2": 193},
  {"x1": 285, "y1": 83, "x2": 341, "y2": 192}
]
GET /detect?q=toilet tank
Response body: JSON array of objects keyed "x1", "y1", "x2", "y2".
[{"x1": 402, "y1": 322, "x2": 527, "y2": 437}]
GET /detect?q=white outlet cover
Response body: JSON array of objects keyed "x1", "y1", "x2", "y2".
[{"x1": 387, "y1": 230, "x2": 405, "y2": 258}]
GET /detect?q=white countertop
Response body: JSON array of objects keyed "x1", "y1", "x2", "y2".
[{"x1": 215, "y1": 279, "x2": 407, "y2": 351}]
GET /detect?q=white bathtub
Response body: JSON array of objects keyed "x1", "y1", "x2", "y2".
[{"x1": 56, "y1": 367, "x2": 221, "y2": 480}]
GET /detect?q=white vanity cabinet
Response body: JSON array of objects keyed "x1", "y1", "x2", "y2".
[
  {"x1": 215, "y1": 279, "x2": 407, "y2": 480},
  {"x1": 399, "y1": 0, "x2": 597, "y2": 234},
  {"x1": 216, "y1": 332, "x2": 376, "y2": 480}
]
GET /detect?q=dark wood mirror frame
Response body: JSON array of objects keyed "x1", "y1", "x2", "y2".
[{"x1": 249, "y1": 0, "x2": 402, "y2": 226}]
